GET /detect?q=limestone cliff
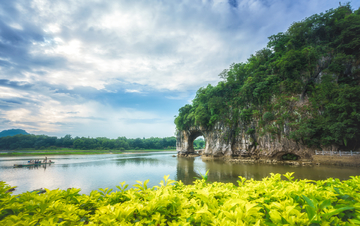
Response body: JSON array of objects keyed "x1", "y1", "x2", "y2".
[
  {"x1": 176, "y1": 121, "x2": 314, "y2": 161},
  {"x1": 176, "y1": 118, "x2": 359, "y2": 166},
  {"x1": 175, "y1": 5, "x2": 360, "y2": 165},
  {"x1": 177, "y1": 63, "x2": 359, "y2": 161}
]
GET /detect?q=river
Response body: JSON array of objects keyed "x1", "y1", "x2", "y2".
[{"x1": 1, "y1": 151, "x2": 360, "y2": 195}]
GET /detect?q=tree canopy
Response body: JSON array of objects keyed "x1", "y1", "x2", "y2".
[{"x1": 0, "y1": 134, "x2": 176, "y2": 150}]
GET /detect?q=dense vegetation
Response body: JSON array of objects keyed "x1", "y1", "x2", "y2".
[
  {"x1": 0, "y1": 129, "x2": 29, "y2": 138},
  {"x1": 193, "y1": 137, "x2": 205, "y2": 149},
  {"x1": 1, "y1": 173, "x2": 359, "y2": 225},
  {"x1": 0, "y1": 134, "x2": 177, "y2": 151},
  {"x1": 175, "y1": 4, "x2": 360, "y2": 150}
]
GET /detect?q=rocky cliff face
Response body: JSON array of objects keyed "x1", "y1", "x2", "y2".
[
  {"x1": 176, "y1": 56, "x2": 360, "y2": 162},
  {"x1": 177, "y1": 120, "x2": 315, "y2": 161}
]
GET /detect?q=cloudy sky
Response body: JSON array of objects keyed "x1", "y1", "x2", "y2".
[{"x1": 0, "y1": 0, "x2": 359, "y2": 139}]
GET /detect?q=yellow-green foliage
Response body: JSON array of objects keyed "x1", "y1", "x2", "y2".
[{"x1": 1, "y1": 173, "x2": 360, "y2": 225}]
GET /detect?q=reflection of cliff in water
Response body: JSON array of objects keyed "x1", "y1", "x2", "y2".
[
  {"x1": 202, "y1": 160, "x2": 260, "y2": 183},
  {"x1": 175, "y1": 157, "x2": 200, "y2": 184},
  {"x1": 178, "y1": 158, "x2": 360, "y2": 184},
  {"x1": 174, "y1": 158, "x2": 250, "y2": 185},
  {"x1": 201, "y1": 160, "x2": 352, "y2": 182},
  {"x1": 176, "y1": 159, "x2": 277, "y2": 184}
]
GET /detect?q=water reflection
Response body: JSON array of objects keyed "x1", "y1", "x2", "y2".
[
  {"x1": 21, "y1": 164, "x2": 54, "y2": 171},
  {"x1": 175, "y1": 157, "x2": 200, "y2": 184},
  {"x1": 0, "y1": 152, "x2": 360, "y2": 195},
  {"x1": 115, "y1": 157, "x2": 160, "y2": 166},
  {"x1": 200, "y1": 159, "x2": 360, "y2": 182}
]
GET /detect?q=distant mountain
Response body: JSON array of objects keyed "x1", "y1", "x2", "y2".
[{"x1": 0, "y1": 129, "x2": 29, "y2": 138}]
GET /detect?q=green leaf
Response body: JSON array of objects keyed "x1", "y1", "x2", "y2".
[
  {"x1": 302, "y1": 195, "x2": 316, "y2": 209},
  {"x1": 349, "y1": 219, "x2": 360, "y2": 224},
  {"x1": 143, "y1": 179, "x2": 149, "y2": 190},
  {"x1": 323, "y1": 207, "x2": 355, "y2": 217},
  {"x1": 333, "y1": 187, "x2": 341, "y2": 194},
  {"x1": 283, "y1": 172, "x2": 295, "y2": 181},
  {"x1": 319, "y1": 199, "x2": 331, "y2": 210},
  {"x1": 305, "y1": 206, "x2": 316, "y2": 221}
]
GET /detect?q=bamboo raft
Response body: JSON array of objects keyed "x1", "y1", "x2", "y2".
[{"x1": 14, "y1": 162, "x2": 55, "y2": 167}]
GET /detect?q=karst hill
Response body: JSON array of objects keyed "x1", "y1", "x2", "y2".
[{"x1": 175, "y1": 4, "x2": 360, "y2": 165}]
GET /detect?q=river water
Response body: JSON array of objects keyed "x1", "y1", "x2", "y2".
[{"x1": 1, "y1": 151, "x2": 360, "y2": 195}]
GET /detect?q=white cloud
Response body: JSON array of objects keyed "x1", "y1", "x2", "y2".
[
  {"x1": 1, "y1": 0, "x2": 359, "y2": 137},
  {"x1": 125, "y1": 89, "x2": 141, "y2": 93},
  {"x1": 9, "y1": 0, "x2": 353, "y2": 93}
]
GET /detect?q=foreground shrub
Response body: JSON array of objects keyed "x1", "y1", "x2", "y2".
[{"x1": 1, "y1": 173, "x2": 360, "y2": 225}]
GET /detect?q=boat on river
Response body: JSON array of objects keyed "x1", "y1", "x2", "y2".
[
  {"x1": 14, "y1": 162, "x2": 55, "y2": 167},
  {"x1": 14, "y1": 159, "x2": 55, "y2": 167}
]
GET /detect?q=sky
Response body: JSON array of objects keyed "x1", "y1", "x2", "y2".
[{"x1": 0, "y1": 0, "x2": 359, "y2": 139}]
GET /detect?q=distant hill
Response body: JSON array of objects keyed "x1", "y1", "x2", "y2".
[{"x1": 0, "y1": 129, "x2": 29, "y2": 138}]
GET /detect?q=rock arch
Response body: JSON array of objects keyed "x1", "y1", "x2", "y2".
[
  {"x1": 176, "y1": 128, "x2": 205, "y2": 156},
  {"x1": 176, "y1": 122, "x2": 315, "y2": 160},
  {"x1": 176, "y1": 124, "x2": 234, "y2": 157}
]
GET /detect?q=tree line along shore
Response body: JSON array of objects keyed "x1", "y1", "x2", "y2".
[{"x1": 0, "y1": 134, "x2": 205, "y2": 152}]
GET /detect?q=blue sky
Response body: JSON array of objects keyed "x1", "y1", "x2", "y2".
[{"x1": 0, "y1": 0, "x2": 359, "y2": 138}]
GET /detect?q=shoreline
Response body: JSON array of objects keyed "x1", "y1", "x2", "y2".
[
  {"x1": 0, "y1": 149, "x2": 176, "y2": 157},
  {"x1": 197, "y1": 154, "x2": 360, "y2": 167}
]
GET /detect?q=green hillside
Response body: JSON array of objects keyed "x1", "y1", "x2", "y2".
[
  {"x1": 0, "y1": 129, "x2": 29, "y2": 138},
  {"x1": 175, "y1": 4, "x2": 360, "y2": 150}
]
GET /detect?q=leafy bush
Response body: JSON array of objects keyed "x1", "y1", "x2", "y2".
[
  {"x1": 262, "y1": 112, "x2": 275, "y2": 122},
  {"x1": 1, "y1": 173, "x2": 360, "y2": 225},
  {"x1": 245, "y1": 128, "x2": 255, "y2": 135}
]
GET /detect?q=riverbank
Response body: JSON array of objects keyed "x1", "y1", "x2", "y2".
[
  {"x1": 223, "y1": 155, "x2": 360, "y2": 167},
  {"x1": 0, "y1": 148, "x2": 176, "y2": 156},
  {"x1": 205, "y1": 155, "x2": 360, "y2": 167}
]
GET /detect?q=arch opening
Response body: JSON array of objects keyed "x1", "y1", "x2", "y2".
[
  {"x1": 193, "y1": 136, "x2": 205, "y2": 150},
  {"x1": 188, "y1": 131, "x2": 205, "y2": 153},
  {"x1": 281, "y1": 153, "x2": 300, "y2": 161}
]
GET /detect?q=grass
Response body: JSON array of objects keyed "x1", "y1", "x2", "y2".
[{"x1": 0, "y1": 148, "x2": 176, "y2": 157}]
